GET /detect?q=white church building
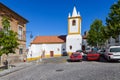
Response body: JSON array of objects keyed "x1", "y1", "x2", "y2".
[{"x1": 27, "y1": 6, "x2": 83, "y2": 61}]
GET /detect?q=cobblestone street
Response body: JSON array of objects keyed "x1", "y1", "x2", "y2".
[{"x1": 0, "y1": 57, "x2": 120, "y2": 80}]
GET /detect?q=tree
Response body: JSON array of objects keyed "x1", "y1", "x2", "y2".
[
  {"x1": 87, "y1": 19, "x2": 105, "y2": 47},
  {"x1": 0, "y1": 16, "x2": 19, "y2": 56},
  {"x1": 106, "y1": 0, "x2": 120, "y2": 39}
]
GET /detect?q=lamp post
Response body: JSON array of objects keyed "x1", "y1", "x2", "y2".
[{"x1": 23, "y1": 30, "x2": 33, "y2": 62}]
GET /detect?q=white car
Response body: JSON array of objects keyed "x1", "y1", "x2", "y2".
[
  {"x1": 85, "y1": 47, "x2": 91, "y2": 53},
  {"x1": 105, "y1": 46, "x2": 120, "y2": 61}
]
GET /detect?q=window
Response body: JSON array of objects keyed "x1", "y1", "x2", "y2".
[
  {"x1": 72, "y1": 20, "x2": 76, "y2": 26},
  {"x1": 110, "y1": 48, "x2": 120, "y2": 52},
  {"x1": 115, "y1": 37, "x2": 119, "y2": 43},
  {"x1": 69, "y1": 45, "x2": 72, "y2": 50},
  {"x1": 63, "y1": 48, "x2": 65, "y2": 51},
  {"x1": 19, "y1": 48, "x2": 23, "y2": 54},
  {"x1": 57, "y1": 48, "x2": 60, "y2": 51},
  {"x1": 18, "y1": 26, "x2": 22, "y2": 40}
]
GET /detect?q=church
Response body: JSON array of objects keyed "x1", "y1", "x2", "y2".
[{"x1": 27, "y1": 6, "x2": 85, "y2": 61}]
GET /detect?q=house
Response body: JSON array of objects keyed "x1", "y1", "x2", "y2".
[
  {"x1": 27, "y1": 6, "x2": 83, "y2": 61},
  {"x1": 0, "y1": 3, "x2": 28, "y2": 64},
  {"x1": 106, "y1": 36, "x2": 120, "y2": 48}
]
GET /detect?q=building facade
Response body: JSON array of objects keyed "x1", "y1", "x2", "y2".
[
  {"x1": 27, "y1": 6, "x2": 82, "y2": 61},
  {"x1": 0, "y1": 3, "x2": 28, "y2": 64},
  {"x1": 106, "y1": 36, "x2": 120, "y2": 48}
]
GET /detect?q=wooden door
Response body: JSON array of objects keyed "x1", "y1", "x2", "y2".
[{"x1": 50, "y1": 51, "x2": 54, "y2": 57}]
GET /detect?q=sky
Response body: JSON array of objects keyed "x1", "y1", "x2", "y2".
[{"x1": 0, "y1": 0, "x2": 118, "y2": 47}]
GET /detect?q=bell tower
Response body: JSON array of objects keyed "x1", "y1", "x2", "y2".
[
  {"x1": 66, "y1": 6, "x2": 82, "y2": 55},
  {"x1": 68, "y1": 6, "x2": 81, "y2": 35}
]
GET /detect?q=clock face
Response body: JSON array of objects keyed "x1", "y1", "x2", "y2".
[{"x1": 68, "y1": 18, "x2": 80, "y2": 34}]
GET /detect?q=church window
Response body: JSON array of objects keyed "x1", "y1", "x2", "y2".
[
  {"x1": 57, "y1": 48, "x2": 60, "y2": 51},
  {"x1": 72, "y1": 20, "x2": 76, "y2": 26},
  {"x1": 70, "y1": 45, "x2": 72, "y2": 50}
]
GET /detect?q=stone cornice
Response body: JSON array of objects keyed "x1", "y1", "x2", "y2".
[{"x1": 0, "y1": 2, "x2": 28, "y2": 24}]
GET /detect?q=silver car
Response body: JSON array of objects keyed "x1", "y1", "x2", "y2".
[{"x1": 105, "y1": 46, "x2": 120, "y2": 61}]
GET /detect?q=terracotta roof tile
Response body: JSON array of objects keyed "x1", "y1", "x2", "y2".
[{"x1": 31, "y1": 35, "x2": 66, "y2": 44}]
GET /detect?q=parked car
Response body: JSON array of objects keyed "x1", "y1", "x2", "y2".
[
  {"x1": 97, "y1": 48, "x2": 106, "y2": 57},
  {"x1": 62, "y1": 52, "x2": 68, "y2": 56},
  {"x1": 104, "y1": 46, "x2": 120, "y2": 61},
  {"x1": 76, "y1": 50, "x2": 84, "y2": 56},
  {"x1": 70, "y1": 52, "x2": 83, "y2": 62},
  {"x1": 87, "y1": 51, "x2": 100, "y2": 61},
  {"x1": 85, "y1": 47, "x2": 91, "y2": 54}
]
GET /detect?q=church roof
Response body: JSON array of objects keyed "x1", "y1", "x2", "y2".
[{"x1": 31, "y1": 35, "x2": 66, "y2": 44}]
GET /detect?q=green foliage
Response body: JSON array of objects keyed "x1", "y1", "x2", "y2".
[
  {"x1": 87, "y1": 0, "x2": 120, "y2": 47},
  {"x1": 87, "y1": 19, "x2": 106, "y2": 47},
  {"x1": 106, "y1": 0, "x2": 120, "y2": 39},
  {"x1": 0, "y1": 16, "x2": 19, "y2": 56}
]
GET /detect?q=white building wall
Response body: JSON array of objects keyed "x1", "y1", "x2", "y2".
[
  {"x1": 106, "y1": 35, "x2": 120, "y2": 48},
  {"x1": 66, "y1": 35, "x2": 82, "y2": 53},
  {"x1": 82, "y1": 39, "x2": 88, "y2": 46},
  {"x1": 44, "y1": 43, "x2": 66, "y2": 55},
  {"x1": 27, "y1": 44, "x2": 42, "y2": 59},
  {"x1": 27, "y1": 43, "x2": 66, "y2": 59}
]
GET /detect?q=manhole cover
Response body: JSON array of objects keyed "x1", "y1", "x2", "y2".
[{"x1": 56, "y1": 69, "x2": 64, "y2": 72}]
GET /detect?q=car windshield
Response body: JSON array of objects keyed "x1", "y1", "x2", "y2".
[
  {"x1": 72, "y1": 53, "x2": 80, "y2": 56},
  {"x1": 110, "y1": 48, "x2": 120, "y2": 52},
  {"x1": 86, "y1": 48, "x2": 90, "y2": 50},
  {"x1": 76, "y1": 50, "x2": 82, "y2": 52},
  {"x1": 89, "y1": 51, "x2": 97, "y2": 54}
]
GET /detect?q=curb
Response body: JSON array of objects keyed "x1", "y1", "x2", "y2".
[{"x1": 0, "y1": 62, "x2": 32, "y2": 77}]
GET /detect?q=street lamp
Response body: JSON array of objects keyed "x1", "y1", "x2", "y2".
[{"x1": 25, "y1": 31, "x2": 33, "y2": 39}]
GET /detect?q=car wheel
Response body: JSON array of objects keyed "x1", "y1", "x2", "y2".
[
  {"x1": 79, "y1": 60, "x2": 82, "y2": 62},
  {"x1": 107, "y1": 57, "x2": 111, "y2": 62}
]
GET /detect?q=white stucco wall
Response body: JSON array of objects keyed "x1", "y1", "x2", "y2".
[
  {"x1": 106, "y1": 35, "x2": 120, "y2": 48},
  {"x1": 82, "y1": 39, "x2": 88, "y2": 46},
  {"x1": 27, "y1": 43, "x2": 66, "y2": 59},
  {"x1": 44, "y1": 43, "x2": 66, "y2": 55},
  {"x1": 66, "y1": 35, "x2": 82, "y2": 53},
  {"x1": 27, "y1": 44, "x2": 42, "y2": 58}
]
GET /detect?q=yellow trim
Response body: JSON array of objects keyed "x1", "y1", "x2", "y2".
[
  {"x1": 68, "y1": 16, "x2": 82, "y2": 19},
  {"x1": 68, "y1": 17, "x2": 81, "y2": 35},
  {"x1": 27, "y1": 56, "x2": 41, "y2": 61},
  {"x1": 27, "y1": 54, "x2": 62, "y2": 61},
  {"x1": 54, "y1": 54, "x2": 62, "y2": 57},
  {"x1": 45, "y1": 54, "x2": 61, "y2": 58},
  {"x1": 78, "y1": 18, "x2": 81, "y2": 35},
  {"x1": 67, "y1": 52, "x2": 73, "y2": 56},
  {"x1": 45, "y1": 54, "x2": 51, "y2": 58},
  {"x1": 68, "y1": 19, "x2": 70, "y2": 35}
]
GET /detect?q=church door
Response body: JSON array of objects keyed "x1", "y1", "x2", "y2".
[{"x1": 50, "y1": 51, "x2": 54, "y2": 57}]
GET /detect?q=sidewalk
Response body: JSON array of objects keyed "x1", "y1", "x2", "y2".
[
  {"x1": 0, "y1": 56, "x2": 68, "y2": 77},
  {"x1": 0, "y1": 62, "x2": 33, "y2": 77}
]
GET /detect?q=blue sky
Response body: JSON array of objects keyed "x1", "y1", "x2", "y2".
[{"x1": 0, "y1": 0, "x2": 118, "y2": 47}]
